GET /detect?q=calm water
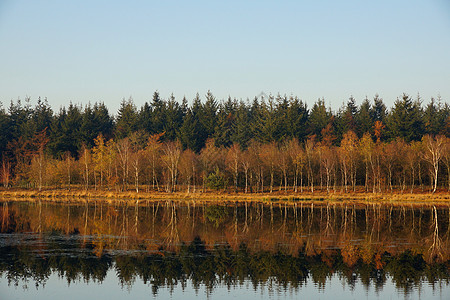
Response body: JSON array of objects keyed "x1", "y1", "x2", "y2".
[{"x1": 0, "y1": 200, "x2": 449, "y2": 299}]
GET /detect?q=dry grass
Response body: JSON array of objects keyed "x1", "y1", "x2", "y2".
[{"x1": 0, "y1": 187, "x2": 449, "y2": 206}]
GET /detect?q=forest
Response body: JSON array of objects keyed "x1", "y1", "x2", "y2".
[{"x1": 0, "y1": 91, "x2": 449, "y2": 194}]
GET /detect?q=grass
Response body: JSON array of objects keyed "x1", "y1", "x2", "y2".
[{"x1": 0, "y1": 185, "x2": 449, "y2": 206}]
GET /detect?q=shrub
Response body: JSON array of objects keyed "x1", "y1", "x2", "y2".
[{"x1": 206, "y1": 167, "x2": 227, "y2": 190}]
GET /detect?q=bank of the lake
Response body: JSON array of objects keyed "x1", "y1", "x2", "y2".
[{"x1": 0, "y1": 187, "x2": 449, "y2": 206}]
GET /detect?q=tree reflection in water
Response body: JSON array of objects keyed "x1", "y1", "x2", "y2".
[{"x1": 0, "y1": 200, "x2": 449, "y2": 297}]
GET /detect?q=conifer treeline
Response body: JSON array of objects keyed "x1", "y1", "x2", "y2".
[{"x1": 0, "y1": 91, "x2": 449, "y2": 192}]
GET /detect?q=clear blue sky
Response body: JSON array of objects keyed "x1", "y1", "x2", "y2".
[{"x1": 0, "y1": 0, "x2": 449, "y2": 114}]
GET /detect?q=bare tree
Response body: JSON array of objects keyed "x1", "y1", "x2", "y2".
[
  {"x1": 259, "y1": 141, "x2": 278, "y2": 193},
  {"x1": 360, "y1": 133, "x2": 376, "y2": 193},
  {"x1": 105, "y1": 139, "x2": 118, "y2": 190},
  {"x1": 278, "y1": 141, "x2": 291, "y2": 192},
  {"x1": 64, "y1": 151, "x2": 74, "y2": 190},
  {"x1": 248, "y1": 140, "x2": 264, "y2": 193},
  {"x1": 382, "y1": 141, "x2": 396, "y2": 193},
  {"x1": 1, "y1": 156, "x2": 10, "y2": 189},
  {"x1": 422, "y1": 135, "x2": 445, "y2": 193},
  {"x1": 339, "y1": 131, "x2": 358, "y2": 193},
  {"x1": 305, "y1": 135, "x2": 316, "y2": 193},
  {"x1": 318, "y1": 144, "x2": 335, "y2": 194},
  {"x1": 225, "y1": 143, "x2": 241, "y2": 193},
  {"x1": 162, "y1": 140, "x2": 182, "y2": 193},
  {"x1": 286, "y1": 138, "x2": 304, "y2": 193},
  {"x1": 406, "y1": 141, "x2": 421, "y2": 193},
  {"x1": 240, "y1": 148, "x2": 253, "y2": 193},
  {"x1": 145, "y1": 133, "x2": 164, "y2": 191},
  {"x1": 92, "y1": 134, "x2": 107, "y2": 189},
  {"x1": 442, "y1": 137, "x2": 450, "y2": 191},
  {"x1": 80, "y1": 144, "x2": 91, "y2": 191},
  {"x1": 320, "y1": 124, "x2": 336, "y2": 193},
  {"x1": 116, "y1": 138, "x2": 131, "y2": 191},
  {"x1": 199, "y1": 139, "x2": 220, "y2": 192},
  {"x1": 130, "y1": 132, "x2": 147, "y2": 193},
  {"x1": 31, "y1": 129, "x2": 49, "y2": 191},
  {"x1": 178, "y1": 148, "x2": 197, "y2": 193}
]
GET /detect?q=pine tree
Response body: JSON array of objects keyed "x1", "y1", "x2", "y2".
[
  {"x1": 0, "y1": 104, "x2": 10, "y2": 156},
  {"x1": 252, "y1": 94, "x2": 278, "y2": 143},
  {"x1": 232, "y1": 100, "x2": 252, "y2": 149},
  {"x1": 49, "y1": 103, "x2": 82, "y2": 158},
  {"x1": 356, "y1": 98, "x2": 373, "y2": 137},
  {"x1": 115, "y1": 98, "x2": 138, "y2": 140},
  {"x1": 31, "y1": 97, "x2": 53, "y2": 134},
  {"x1": 163, "y1": 93, "x2": 183, "y2": 141},
  {"x1": 286, "y1": 96, "x2": 308, "y2": 142},
  {"x1": 214, "y1": 97, "x2": 237, "y2": 148},
  {"x1": 138, "y1": 102, "x2": 153, "y2": 133},
  {"x1": 274, "y1": 94, "x2": 290, "y2": 141},
  {"x1": 371, "y1": 94, "x2": 386, "y2": 122},
  {"x1": 201, "y1": 90, "x2": 218, "y2": 139},
  {"x1": 151, "y1": 91, "x2": 166, "y2": 134},
  {"x1": 8, "y1": 97, "x2": 33, "y2": 142},
  {"x1": 178, "y1": 94, "x2": 206, "y2": 152},
  {"x1": 387, "y1": 94, "x2": 424, "y2": 142},
  {"x1": 309, "y1": 98, "x2": 331, "y2": 140},
  {"x1": 423, "y1": 96, "x2": 448, "y2": 136}
]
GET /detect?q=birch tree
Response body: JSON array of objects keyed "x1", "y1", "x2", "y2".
[
  {"x1": 145, "y1": 133, "x2": 164, "y2": 191},
  {"x1": 162, "y1": 140, "x2": 181, "y2": 192},
  {"x1": 339, "y1": 131, "x2": 358, "y2": 192},
  {"x1": 286, "y1": 138, "x2": 304, "y2": 193},
  {"x1": 92, "y1": 134, "x2": 106, "y2": 188},
  {"x1": 225, "y1": 143, "x2": 241, "y2": 192},
  {"x1": 422, "y1": 135, "x2": 445, "y2": 193},
  {"x1": 116, "y1": 137, "x2": 131, "y2": 191},
  {"x1": 178, "y1": 148, "x2": 197, "y2": 193}
]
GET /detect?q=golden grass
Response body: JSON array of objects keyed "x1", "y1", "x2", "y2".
[{"x1": 0, "y1": 186, "x2": 449, "y2": 207}]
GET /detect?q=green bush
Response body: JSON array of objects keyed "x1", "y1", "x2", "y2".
[{"x1": 206, "y1": 167, "x2": 227, "y2": 190}]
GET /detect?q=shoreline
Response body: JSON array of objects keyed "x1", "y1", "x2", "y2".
[{"x1": 0, "y1": 187, "x2": 449, "y2": 206}]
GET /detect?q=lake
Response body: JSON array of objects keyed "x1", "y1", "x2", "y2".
[{"x1": 0, "y1": 200, "x2": 449, "y2": 299}]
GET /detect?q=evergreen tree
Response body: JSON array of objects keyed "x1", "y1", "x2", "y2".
[
  {"x1": 180, "y1": 96, "x2": 188, "y2": 117},
  {"x1": 335, "y1": 96, "x2": 358, "y2": 142},
  {"x1": 115, "y1": 98, "x2": 138, "y2": 139},
  {"x1": 150, "y1": 91, "x2": 166, "y2": 134},
  {"x1": 309, "y1": 98, "x2": 331, "y2": 140},
  {"x1": 178, "y1": 94, "x2": 206, "y2": 152},
  {"x1": 286, "y1": 96, "x2": 308, "y2": 142},
  {"x1": 252, "y1": 95, "x2": 278, "y2": 143},
  {"x1": 386, "y1": 93, "x2": 424, "y2": 142},
  {"x1": 371, "y1": 94, "x2": 386, "y2": 122},
  {"x1": 423, "y1": 97, "x2": 448, "y2": 136},
  {"x1": 48, "y1": 104, "x2": 82, "y2": 158},
  {"x1": 232, "y1": 100, "x2": 252, "y2": 149},
  {"x1": 334, "y1": 106, "x2": 347, "y2": 143},
  {"x1": 163, "y1": 93, "x2": 183, "y2": 141},
  {"x1": 344, "y1": 96, "x2": 358, "y2": 132},
  {"x1": 356, "y1": 98, "x2": 373, "y2": 137},
  {"x1": 200, "y1": 90, "x2": 218, "y2": 139},
  {"x1": 274, "y1": 94, "x2": 290, "y2": 141},
  {"x1": 92, "y1": 102, "x2": 113, "y2": 138},
  {"x1": 8, "y1": 97, "x2": 33, "y2": 141},
  {"x1": 31, "y1": 97, "x2": 53, "y2": 134},
  {"x1": 214, "y1": 97, "x2": 237, "y2": 148},
  {"x1": 80, "y1": 102, "x2": 114, "y2": 147},
  {"x1": 138, "y1": 102, "x2": 153, "y2": 133},
  {"x1": 0, "y1": 104, "x2": 9, "y2": 156}
]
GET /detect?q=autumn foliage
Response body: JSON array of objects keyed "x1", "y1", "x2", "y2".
[{"x1": 0, "y1": 94, "x2": 450, "y2": 193}]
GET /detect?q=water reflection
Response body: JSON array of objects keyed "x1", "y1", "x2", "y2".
[{"x1": 0, "y1": 200, "x2": 449, "y2": 298}]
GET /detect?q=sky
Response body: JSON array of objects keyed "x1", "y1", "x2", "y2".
[{"x1": 0, "y1": 0, "x2": 449, "y2": 114}]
